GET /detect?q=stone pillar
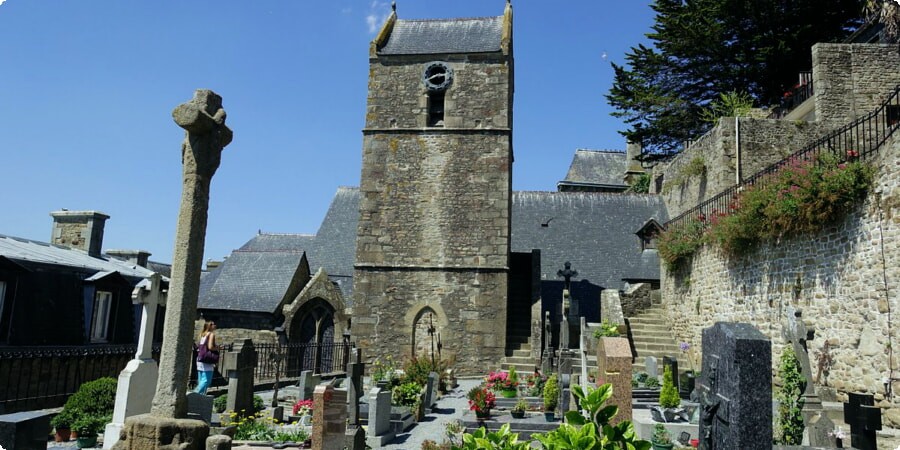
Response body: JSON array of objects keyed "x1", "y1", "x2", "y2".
[
  {"x1": 151, "y1": 89, "x2": 232, "y2": 419},
  {"x1": 104, "y1": 273, "x2": 167, "y2": 448},
  {"x1": 223, "y1": 339, "x2": 257, "y2": 415},
  {"x1": 365, "y1": 387, "x2": 395, "y2": 448},
  {"x1": 597, "y1": 337, "x2": 632, "y2": 426}
]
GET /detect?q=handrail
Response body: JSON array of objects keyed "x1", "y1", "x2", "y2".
[{"x1": 666, "y1": 84, "x2": 900, "y2": 229}]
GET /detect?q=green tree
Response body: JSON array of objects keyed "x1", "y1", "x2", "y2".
[
  {"x1": 865, "y1": 0, "x2": 900, "y2": 41},
  {"x1": 607, "y1": 0, "x2": 863, "y2": 156},
  {"x1": 776, "y1": 346, "x2": 806, "y2": 445}
]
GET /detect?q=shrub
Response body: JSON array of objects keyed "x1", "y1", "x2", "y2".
[
  {"x1": 524, "y1": 373, "x2": 545, "y2": 397},
  {"x1": 776, "y1": 346, "x2": 805, "y2": 445},
  {"x1": 593, "y1": 320, "x2": 621, "y2": 338},
  {"x1": 253, "y1": 394, "x2": 265, "y2": 414},
  {"x1": 543, "y1": 374, "x2": 559, "y2": 412},
  {"x1": 659, "y1": 366, "x2": 681, "y2": 408},
  {"x1": 627, "y1": 173, "x2": 651, "y2": 193},
  {"x1": 57, "y1": 376, "x2": 116, "y2": 434},
  {"x1": 392, "y1": 382, "x2": 422, "y2": 407},
  {"x1": 214, "y1": 395, "x2": 227, "y2": 413},
  {"x1": 72, "y1": 414, "x2": 109, "y2": 436},
  {"x1": 658, "y1": 218, "x2": 706, "y2": 270},
  {"x1": 50, "y1": 408, "x2": 76, "y2": 430},
  {"x1": 644, "y1": 377, "x2": 660, "y2": 389},
  {"x1": 652, "y1": 423, "x2": 672, "y2": 444},
  {"x1": 402, "y1": 356, "x2": 452, "y2": 392}
]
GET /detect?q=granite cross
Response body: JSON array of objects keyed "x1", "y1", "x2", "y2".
[
  {"x1": 783, "y1": 307, "x2": 816, "y2": 397},
  {"x1": 151, "y1": 89, "x2": 232, "y2": 418},
  {"x1": 556, "y1": 261, "x2": 578, "y2": 292},
  {"x1": 132, "y1": 273, "x2": 166, "y2": 360},
  {"x1": 844, "y1": 392, "x2": 881, "y2": 450}
]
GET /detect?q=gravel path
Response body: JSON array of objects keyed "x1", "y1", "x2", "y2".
[{"x1": 378, "y1": 378, "x2": 479, "y2": 449}]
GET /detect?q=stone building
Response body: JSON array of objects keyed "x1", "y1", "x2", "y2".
[{"x1": 351, "y1": 3, "x2": 515, "y2": 370}]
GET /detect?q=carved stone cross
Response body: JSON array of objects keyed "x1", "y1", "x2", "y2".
[
  {"x1": 556, "y1": 261, "x2": 578, "y2": 292},
  {"x1": 783, "y1": 307, "x2": 816, "y2": 396},
  {"x1": 151, "y1": 89, "x2": 232, "y2": 419},
  {"x1": 132, "y1": 272, "x2": 166, "y2": 360}
]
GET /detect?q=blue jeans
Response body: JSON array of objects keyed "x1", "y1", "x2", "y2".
[{"x1": 195, "y1": 370, "x2": 212, "y2": 394}]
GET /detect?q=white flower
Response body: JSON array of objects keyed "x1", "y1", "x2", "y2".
[{"x1": 828, "y1": 426, "x2": 846, "y2": 440}]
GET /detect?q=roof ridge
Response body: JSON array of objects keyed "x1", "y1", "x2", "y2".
[
  {"x1": 575, "y1": 149, "x2": 625, "y2": 154},
  {"x1": 398, "y1": 16, "x2": 502, "y2": 23}
]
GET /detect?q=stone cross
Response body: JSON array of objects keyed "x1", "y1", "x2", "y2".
[
  {"x1": 844, "y1": 392, "x2": 881, "y2": 450},
  {"x1": 132, "y1": 273, "x2": 167, "y2": 360},
  {"x1": 151, "y1": 89, "x2": 232, "y2": 419},
  {"x1": 556, "y1": 261, "x2": 578, "y2": 292},
  {"x1": 541, "y1": 311, "x2": 553, "y2": 374},
  {"x1": 103, "y1": 273, "x2": 167, "y2": 448},
  {"x1": 783, "y1": 308, "x2": 816, "y2": 397},
  {"x1": 346, "y1": 348, "x2": 364, "y2": 426}
]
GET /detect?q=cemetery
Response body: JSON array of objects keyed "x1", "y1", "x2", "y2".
[{"x1": 4, "y1": 2, "x2": 900, "y2": 450}]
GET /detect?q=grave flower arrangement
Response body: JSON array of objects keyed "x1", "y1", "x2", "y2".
[
  {"x1": 291, "y1": 399, "x2": 314, "y2": 417},
  {"x1": 467, "y1": 385, "x2": 496, "y2": 416},
  {"x1": 524, "y1": 372, "x2": 546, "y2": 397},
  {"x1": 485, "y1": 370, "x2": 517, "y2": 391}
]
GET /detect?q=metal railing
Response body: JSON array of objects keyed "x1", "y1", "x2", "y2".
[
  {"x1": 667, "y1": 84, "x2": 900, "y2": 230},
  {"x1": 251, "y1": 341, "x2": 352, "y2": 383},
  {"x1": 768, "y1": 72, "x2": 814, "y2": 119}
]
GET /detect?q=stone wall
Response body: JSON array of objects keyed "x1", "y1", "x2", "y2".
[
  {"x1": 813, "y1": 43, "x2": 900, "y2": 126},
  {"x1": 661, "y1": 133, "x2": 900, "y2": 426},
  {"x1": 620, "y1": 283, "x2": 653, "y2": 317},
  {"x1": 653, "y1": 119, "x2": 827, "y2": 219}
]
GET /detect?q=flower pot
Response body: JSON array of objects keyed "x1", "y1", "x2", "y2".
[
  {"x1": 475, "y1": 408, "x2": 491, "y2": 419},
  {"x1": 500, "y1": 388, "x2": 518, "y2": 398},
  {"x1": 76, "y1": 434, "x2": 98, "y2": 449},
  {"x1": 55, "y1": 428, "x2": 72, "y2": 442},
  {"x1": 651, "y1": 442, "x2": 674, "y2": 450},
  {"x1": 544, "y1": 411, "x2": 555, "y2": 422},
  {"x1": 510, "y1": 410, "x2": 525, "y2": 419}
]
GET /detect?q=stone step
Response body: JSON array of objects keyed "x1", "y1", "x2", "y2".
[
  {"x1": 510, "y1": 349, "x2": 531, "y2": 358},
  {"x1": 628, "y1": 323, "x2": 672, "y2": 332},
  {"x1": 503, "y1": 356, "x2": 533, "y2": 365},
  {"x1": 628, "y1": 335, "x2": 679, "y2": 344},
  {"x1": 633, "y1": 343, "x2": 681, "y2": 352},
  {"x1": 501, "y1": 362, "x2": 536, "y2": 373}
]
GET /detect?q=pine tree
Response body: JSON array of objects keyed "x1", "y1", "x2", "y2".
[
  {"x1": 659, "y1": 365, "x2": 681, "y2": 408},
  {"x1": 606, "y1": 0, "x2": 863, "y2": 156}
]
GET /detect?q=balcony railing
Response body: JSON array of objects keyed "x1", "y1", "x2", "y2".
[{"x1": 767, "y1": 72, "x2": 814, "y2": 119}]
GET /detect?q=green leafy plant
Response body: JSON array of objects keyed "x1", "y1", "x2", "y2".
[
  {"x1": 393, "y1": 382, "x2": 423, "y2": 407},
  {"x1": 524, "y1": 373, "x2": 545, "y2": 397},
  {"x1": 627, "y1": 173, "x2": 652, "y2": 193},
  {"x1": 57, "y1": 377, "x2": 117, "y2": 435},
  {"x1": 513, "y1": 398, "x2": 529, "y2": 413},
  {"x1": 536, "y1": 384, "x2": 651, "y2": 450},
  {"x1": 272, "y1": 427, "x2": 309, "y2": 443},
  {"x1": 659, "y1": 366, "x2": 681, "y2": 409},
  {"x1": 453, "y1": 423, "x2": 530, "y2": 450},
  {"x1": 593, "y1": 320, "x2": 621, "y2": 338},
  {"x1": 543, "y1": 374, "x2": 559, "y2": 412},
  {"x1": 466, "y1": 385, "x2": 496, "y2": 414},
  {"x1": 50, "y1": 408, "x2": 76, "y2": 430},
  {"x1": 658, "y1": 218, "x2": 705, "y2": 270},
  {"x1": 701, "y1": 91, "x2": 753, "y2": 125},
  {"x1": 635, "y1": 372, "x2": 649, "y2": 384},
  {"x1": 644, "y1": 377, "x2": 660, "y2": 389},
  {"x1": 776, "y1": 346, "x2": 806, "y2": 445},
  {"x1": 652, "y1": 423, "x2": 672, "y2": 445},
  {"x1": 214, "y1": 394, "x2": 227, "y2": 413},
  {"x1": 508, "y1": 366, "x2": 519, "y2": 385},
  {"x1": 72, "y1": 414, "x2": 109, "y2": 436}
]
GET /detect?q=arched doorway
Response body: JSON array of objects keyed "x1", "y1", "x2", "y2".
[
  {"x1": 290, "y1": 298, "x2": 336, "y2": 374},
  {"x1": 412, "y1": 307, "x2": 438, "y2": 362}
]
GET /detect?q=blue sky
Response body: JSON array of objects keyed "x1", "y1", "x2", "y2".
[{"x1": 1, "y1": 1, "x2": 654, "y2": 264}]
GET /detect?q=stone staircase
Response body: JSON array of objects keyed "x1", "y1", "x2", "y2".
[{"x1": 629, "y1": 305, "x2": 682, "y2": 376}]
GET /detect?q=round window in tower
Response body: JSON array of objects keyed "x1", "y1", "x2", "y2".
[{"x1": 423, "y1": 62, "x2": 453, "y2": 91}]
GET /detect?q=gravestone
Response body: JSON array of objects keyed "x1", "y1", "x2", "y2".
[
  {"x1": 366, "y1": 386, "x2": 395, "y2": 447},
  {"x1": 698, "y1": 322, "x2": 771, "y2": 450},
  {"x1": 560, "y1": 291, "x2": 571, "y2": 350},
  {"x1": 224, "y1": 339, "x2": 257, "y2": 415},
  {"x1": 541, "y1": 311, "x2": 553, "y2": 374},
  {"x1": 185, "y1": 392, "x2": 213, "y2": 423},
  {"x1": 558, "y1": 349, "x2": 574, "y2": 413},
  {"x1": 663, "y1": 355, "x2": 679, "y2": 393},
  {"x1": 645, "y1": 356, "x2": 658, "y2": 380},
  {"x1": 783, "y1": 307, "x2": 822, "y2": 423},
  {"x1": 806, "y1": 412, "x2": 836, "y2": 448},
  {"x1": 844, "y1": 392, "x2": 881, "y2": 450},
  {"x1": 345, "y1": 348, "x2": 365, "y2": 450},
  {"x1": 104, "y1": 273, "x2": 166, "y2": 448},
  {"x1": 424, "y1": 372, "x2": 439, "y2": 410},
  {"x1": 298, "y1": 370, "x2": 321, "y2": 401},
  {"x1": 0, "y1": 410, "x2": 52, "y2": 450},
  {"x1": 312, "y1": 384, "x2": 348, "y2": 450},
  {"x1": 113, "y1": 89, "x2": 231, "y2": 450},
  {"x1": 598, "y1": 337, "x2": 633, "y2": 426}
]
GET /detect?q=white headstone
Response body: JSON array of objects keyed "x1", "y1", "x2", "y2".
[
  {"x1": 103, "y1": 273, "x2": 166, "y2": 449},
  {"x1": 645, "y1": 356, "x2": 658, "y2": 380}
]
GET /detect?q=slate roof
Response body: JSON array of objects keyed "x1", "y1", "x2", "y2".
[
  {"x1": 558, "y1": 150, "x2": 628, "y2": 190},
  {"x1": 0, "y1": 233, "x2": 157, "y2": 279},
  {"x1": 379, "y1": 16, "x2": 504, "y2": 55},
  {"x1": 198, "y1": 245, "x2": 306, "y2": 313},
  {"x1": 511, "y1": 191, "x2": 667, "y2": 290}
]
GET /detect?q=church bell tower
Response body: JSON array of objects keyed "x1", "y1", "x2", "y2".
[{"x1": 352, "y1": 2, "x2": 514, "y2": 372}]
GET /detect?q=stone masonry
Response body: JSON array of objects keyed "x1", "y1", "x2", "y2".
[
  {"x1": 662, "y1": 132, "x2": 900, "y2": 427},
  {"x1": 352, "y1": 5, "x2": 513, "y2": 373}
]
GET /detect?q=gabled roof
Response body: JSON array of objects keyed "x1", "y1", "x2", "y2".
[
  {"x1": 379, "y1": 16, "x2": 504, "y2": 55},
  {"x1": 511, "y1": 191, "x2": 668, "y2": 290},
  {"x1": 199, "y1": 244, "x2": 307, "y2": 313},
  {"x1": 0, "y1": 233, "x2": 156, "y2": 279},
  {"x1": 558, "y1": 149, "x2": 628, "y2": 190}
]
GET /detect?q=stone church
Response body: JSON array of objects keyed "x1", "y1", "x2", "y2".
[{"x1": 197, "y1": 3, "x2": 666, "y2": 374}]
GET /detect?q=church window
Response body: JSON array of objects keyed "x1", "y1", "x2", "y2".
[
  {"x1": 90, "y1": 291, "x2": 112, "y2": 342},
  {"x1": 428, "y1": 91, "x2": 445, "y2": 127}
]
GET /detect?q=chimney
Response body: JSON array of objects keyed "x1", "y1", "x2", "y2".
[
  {"x1": 624, "y1": 140, "x2": 646, "y2": 186},
  {"x1": 107, "y1": 249, "x2": 152, "y2": 267},
  {"x1": 50, "y1": 210, "x2": 110, "y2": 257}
]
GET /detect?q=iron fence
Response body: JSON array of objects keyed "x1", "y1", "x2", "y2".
[
  {"x1": 667, "y1": 84, "x2": 900, "y2": 230},
  {"x1": 768, "y1": 72, "x2": 814, "y2": 119},
  {"x1": 252, "y1": 341, "x2": 352, "y2": 383}
]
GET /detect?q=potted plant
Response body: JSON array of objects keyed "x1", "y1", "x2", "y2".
[
  {"x1": 72, "y1": 414, "x2": 108, "y2": 449},
  {"x1": 485, "y1": 370, "x2": 518, "y2": 398},
  {"x1": 467, "y1": 385, "x2": 496, "y2": 419},
  {"x1": 543, "y1": 373, "x2": 559, "y2": 421},
  {"x1": 651, "y1": 423, "x2": 674, "y2": 450},
  {"x1": 51, "y1": 408, "x2": 75, "y2": 442},
  {"x1": 511, "y1": 398, "x2": 528, "y2": 419}
]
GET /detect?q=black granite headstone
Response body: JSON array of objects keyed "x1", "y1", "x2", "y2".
[
  {"x1": 663, "y1": 355, "x2": 680, "y2": 393},
  {"x1": 844, "y1": 392, "x2": 881, "y2": 450},
  {"x1": 698, "y1": 322, "x2": 771, "y2": 450}
]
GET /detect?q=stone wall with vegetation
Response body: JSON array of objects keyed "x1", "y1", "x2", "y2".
[
  {"x1": 653, "y1": 119, "x2": 826, "y2": 219},
  {"x1": 661, "y1": 134, "x2": 900, "y2": 427}
]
